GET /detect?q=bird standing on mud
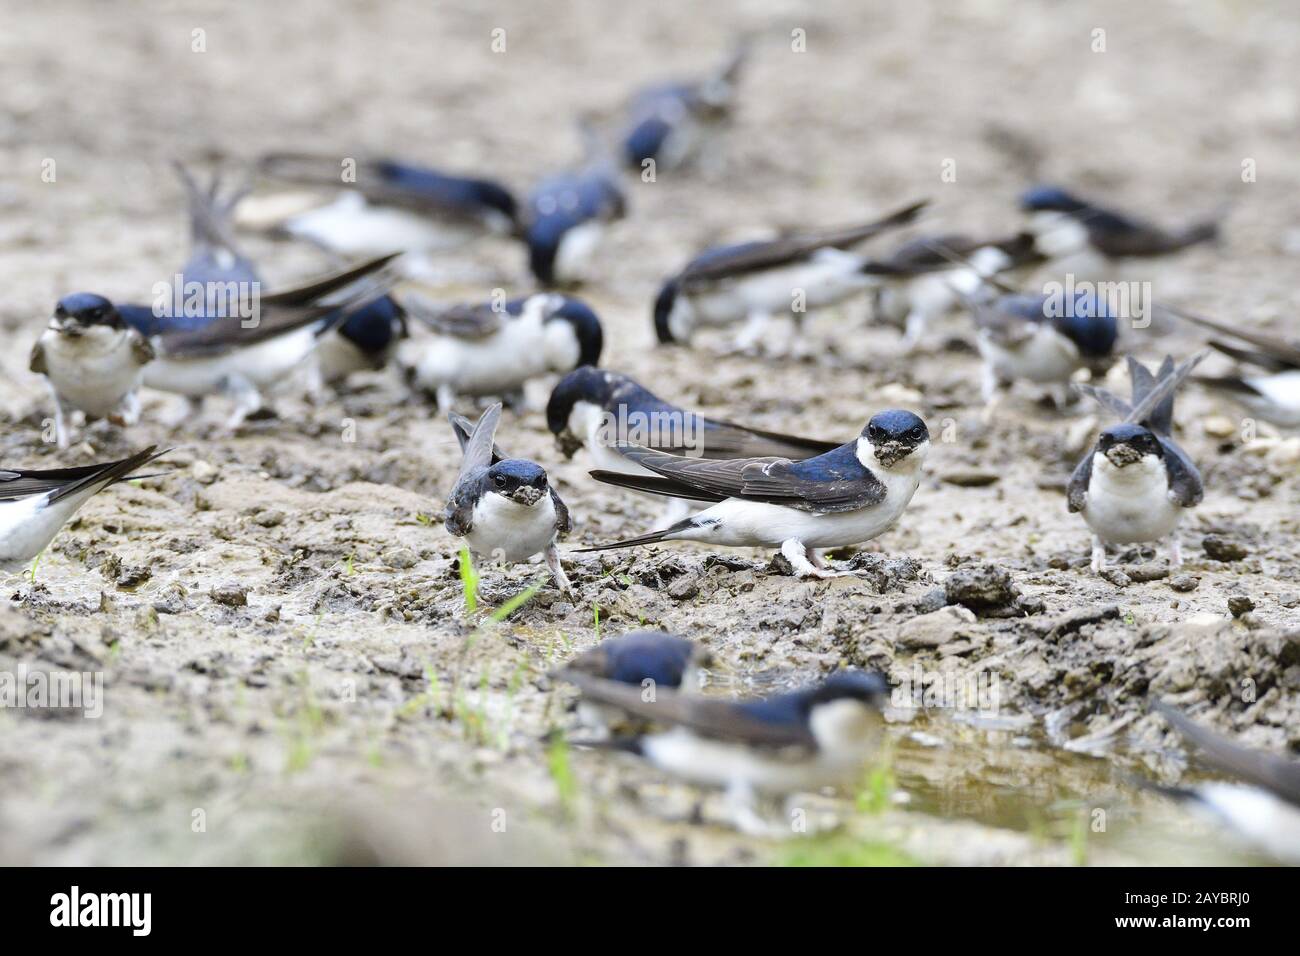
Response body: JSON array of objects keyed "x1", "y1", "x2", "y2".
[
  {"x1": 444, "y1": 404, "x2": 573, "y2": 593},
  {"x1": 546, "y1": 366, "x2": 837, "y2": 526},
  {"x1": 580, "y1": 409, "x2": 930, "y2": 579},
  {"x1": 1067, "y1": 354, "x2": 1204, "y2": 572}
]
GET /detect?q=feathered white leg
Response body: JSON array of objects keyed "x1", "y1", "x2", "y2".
[
  {"x1": 1091, "y1": 535, "x2": 1107, "y2": 574},
  {"x1": 781, "y1": 539, "x2": 853, "y2": 579},
  {"x1": 731, "y1": 311, "x2": 771, "y2": 354},
  {"x1": 220, "y1": 373, "x2": 263, "y2": 430},
  {"x1": 546, "y1": 541, "x2": 572, "y2": 595},
  {"x1": 1169, "y1": 535, "x2": 1183, "y2": 568}
]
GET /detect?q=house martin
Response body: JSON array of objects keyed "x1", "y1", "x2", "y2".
[
  {"x1": 404, "y1": 292, "x2": 602, "y2": 411},
  {"x1": 965, "y1": 286, "x2": 1119, "y2": 417},
  {"x1": 522, "y1": 158, "x2": 627, "y2": 286},
  {"x1": 255, "y1": 152, "x2": 519, "y2": 256},
  {"x1": 1068, "y1": 353, "x2": 1205, "y2": 572},
  {"x1": 444, "y1": 404, "x2": 572, "y2": 593},
  {"x1": 1151, "y1": 701, "x2": 1300, "y2": 865},
  {"x1": 578, "y1": 409, "x2": 929, "y2": 579},
  {"x1": 652, "y1": 199, "x2": 928, "y2": 354},
  {"x1": 0, "y1": 446, "x2": 166, "y2": 572},
  {"x1": 546, "y1": 366, "x2": 838, "y2": 525},
  {"x1": 1020, "y1": 185, "x2": 1219, "y2": 280},
  {"x1": 557, "y1": 668, "x2": 890, "y2": 834},
  {"x1": 621, "y1": 38, "x2": 749, "y2": 172}
]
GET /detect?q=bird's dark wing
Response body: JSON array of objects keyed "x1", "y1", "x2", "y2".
[
  {"x1": 448, "y1": 408, "x2": 508, "y2": 465},
  {"x1": 1155, "y1": 702, "x2": 1300, "y2": 810},
  {"x1": 678, "y1": 199, "x2": 928, "y2": 285},
  {"x1": 860, "y1": 233, "x2": 983, "y2": 276},
  {"x1": 1073, "y1": 382, "x2": 1132, "y2": 421},
  {"x1": 558, "y1": 671, "x2": 815, "y2": 751},
  {"x1": 0, "y1": 446, "x2": 163, "y2": 504},
  {"x1": 694, "y1": 418, "x2": 841, "y2": 460},
  {"x1": 1124, "y1": 352, "x2": 1205, "y2": 426},
  {"x1": 138, "y1": 253, "x2": 400, "y2": 358},
  {"x1": 443, "y1": 472, "x2": 483, "y2": 537},
  {"x1": 259, "y1": 153, "x2": 516, "y2": 224},
  {"x1": 616, "y1": 441, "x2": 886, "y2": 513},
  {"x1": 968, "y1": 294, "x2": 1044, "y2": 347},
  {"x1": 173, "y1": 161, "x2": 258, "y2": 286},
  {"x1": 1164, "y1": 306, "x2": 1300, "y2": 370},
  {"x1": 550, "y1": 487, "x2": 572, "y2": 537},
  {"x1": 406, "y1": 297, "x2": 504, "y2": 340},
  {"x1": 1206, "y1": 339, "x2": 1292, "y2": 374},
  {"x1": 452, "y1": 404, "x2": 503, "y2": 484},
  {"x1": 1066, "y1": 452, "x2": 1093, "y2": 513},
  {"x1": 1159, "y1": 438, "x2": 1203, "y2": 508}
]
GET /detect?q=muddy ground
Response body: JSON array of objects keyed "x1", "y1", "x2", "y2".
[{"x1": 0, "y1": 0, "x2": 1297, "y2": 865}]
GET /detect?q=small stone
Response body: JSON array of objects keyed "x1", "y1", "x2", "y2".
[
  {"x1": 382, "y1": 548, "x2": 419, "y2": 569},
  {"x1": 897, "y1": 605, "x2": 979, "y2": 649},
  {"x1": 1126, "y1": 566, "x2": 1169, "y2": 582},
  {"x1": 210, "y1": 584, "x2": 248, "y2": 607},
  {"x1": 914, "y1": 587, "x2": 949, "y2": 614},
  {"x1": 115, "y1": 564, "x2": 152, "y2": 589},
  {"x1": 667, "y1": 574, "x2": 700, "y2": 601},
  {"x1": 191, "y1": 460, "x2": 219, "y2": 484},
  {"x1": 1169, "y1": 574, "x2": 1199, "y2": 593},
  {"x1": 939, "y1": 469, "x2": 1000, "y2": 487},
  {"x1": 1280, "y1": 593, "x2": 1300, "y2": 609},
  {"x1": 943, "y1": 565, "x2": 1018, "y2": 610},
  {"x1": 1203, "y1": 535, "x2": 1248, "y2": 562},
  {"x1": 1202, "y1": 415, "x2": 1237, "y2": 439},
  {"x1": 263, "y1": 605, "x2": 281, "y2": 623},
  {"x1": 252, "y1": 509, "x2": 285, "y2": 527},
  {"x1": 1228, "y1": 595, "x2": 1255, "y2": 617},
  {"x1": 1100, "y1": 569, "x2": 1131, "y2": 587}
]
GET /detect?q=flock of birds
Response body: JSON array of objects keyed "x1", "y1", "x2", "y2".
[{"x1": 3, "y1": 38, "x2": 1298, "y2": 855}]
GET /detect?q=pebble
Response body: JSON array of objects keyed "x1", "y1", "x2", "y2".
[
  {"x1": 191, "y1": 460, "x2": 219, "y2": 484},
  {"x1": 382, "y1": 548, "x2": 419, "y2": 570},
  {"x1": 943, "y1": 564, "x2": 1019, "y2": 610},
  {"x1": 1100, "y1": 568, "x2": 1131, "y2": 587},
  {"x1": 897, "y1": 605, "x2": 978, "y2": 649},
  {"x1": 1169, "y1": 574, "x2": 1200, "y2": 593},
  {"x1": 1202, "y1": 535, "x2": 1249, "y2": 562},
  {"x1": 938, "y1": 469, "x2": 1000, "y2": 487},
  {"x1": 210, "y1": 584, "x2": 248, "y2": 607},
  {"x1": 1227, "y1": 595, "x2": 1255, "y2": 617}
]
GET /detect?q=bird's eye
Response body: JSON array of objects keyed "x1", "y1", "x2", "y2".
[
  {"x1": 493, "y1": 475, "x2": 507, "y2": 487},
  {"x1": 910, "y1": 426, "x2": 923, "y2": 440},
  {"x1": 868, "y1": 425, "x2": 880, "y2": 439}
]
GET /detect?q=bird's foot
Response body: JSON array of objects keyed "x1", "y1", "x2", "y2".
[
  {"x1": 1090, "y1": 536, "x2": 1106, "y2": 574},
  {"x1": 780, "y1": 540, "x2": 855, "y2": 579}
]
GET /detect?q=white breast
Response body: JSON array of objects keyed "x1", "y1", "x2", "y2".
[
  {"x1": 463, "y1": 491, "x2": 557, "y2": 563},
  {"x1": 38, "y1": 328, "x2": 146, "y2": 417},
  {"x1": 1082, "y1": 452, "x2": 1182, "y2": 545}
]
